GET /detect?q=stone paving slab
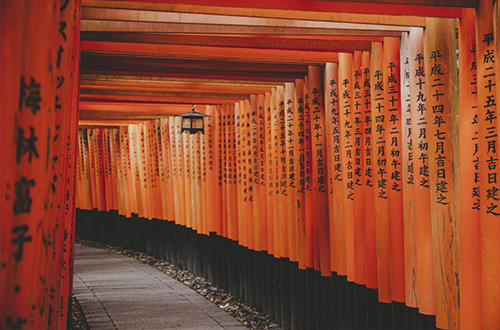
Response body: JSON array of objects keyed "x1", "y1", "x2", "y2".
[{"x1": 73, "y1": 244, "x2": 246, "y2": 330}]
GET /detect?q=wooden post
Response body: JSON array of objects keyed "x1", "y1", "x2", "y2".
[
  {"x1": 371, "y1": 41, "x2": 392, "y2": 304},
  {"x1": 459, "y1": 8, "x2": 482, "y2": 328},
  {"x1": 339, "y1": 53, "x2": 356, "y2": 282},
  {"x1": 424, "y1": 17, "x2": 460, "y2": 329},
  {"x1": 408, "y1": 27, "x2": 436, "y2": 316},
  {"x1": 308, "y1": 66, "x2": 331, "y2": 276},
  {"x1": 476, "y1": 1, "x2": 500, "y2": 328}
]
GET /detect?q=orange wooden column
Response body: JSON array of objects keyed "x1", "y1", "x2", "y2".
[
  {"x1": 409, "y1": 27, "x2": 436, "y2": 316},
  {"x1": 424, "y1": 17, "x2": 460, "y2": 329},
  {"x1": 205, "y1": 106, "x2": 220, "y2": 233},
  {"x1": 295, "y1": 79, "x2": 307, "y2": 269},
  {"x1": 243, "y1": 99, "x2": 255, "y2": 248},
  {"x1": 235, "y1": 102, "x2": 245, "y2": 245},
  {"x1": 257, "y1": 95, "x2": 268, "y2": 251},
  {"x1": 285, "y1": 83, "x2": 298, "y2": 262},
  {"x1": 400, "y1": 32, "x2": 418, "y2": 308},
  {"x1": 303, "y1": 77, "x2": 315, "y2": 269},
  {"x1": 265, "y1": 92, "x2": 275, "y2": 256},
  {"x1": 308, "y1": 66, "x2": 331, "y2": 276},
  {"x1": 251, "y1": 95, "x2": 262, "y2": 251},
  {"x1": 220, "y1": 107, "x2": 228, "y2": 236},
  {"x1": 383, "y1": 37, "x2": 405, "y2": 304},
  {"x1": 0, "y1": 1, "x2": 81, "y2": 327},
  {"x1": 353, "y1": 51, "x2": 367, "y2": 286},
  {"x1": 339, "y1": 53, "x2": 356, "y2": 282},
  {"x1": 271, "y1": 89, "x2": 281, "y2": 257},
  {"x1": 169, "y1": 118, "x2": 179, "y2": 223},
  {"x1": 175, "y1": 117, "x2": 187, "y2": 226},
  {"x1": 459, "y1": 8, "x2": 482, "y2": 329},
  {"x1": 325, "y1": 63, "x2": 343, "y2": 274},
  {"x1": 370, "y1": 41, "x2": 391, "y2": 303},
  {"x1": 227, "y1": 105, "x2": 239, "y2": 241},
  {"x1": 362, "y1": 51, "x2": 378, "y2": 290},
  {"x1": 277, "y1": 86, "x2": 289, "y2": 259},
  {"x1": 476, "y1": 1, "x2": 500, "y2": 328}
]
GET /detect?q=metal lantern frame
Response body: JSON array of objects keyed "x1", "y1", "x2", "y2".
[{"x1": 176, "y1": 105, "x2": 212, "y2": 134}]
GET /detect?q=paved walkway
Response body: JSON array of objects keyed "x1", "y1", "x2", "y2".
[{"x1": 73, "y1": 244, "x2": 246, "y2": 330}]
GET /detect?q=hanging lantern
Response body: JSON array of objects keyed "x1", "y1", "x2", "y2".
[{"x1": 177, "y1": 105, "x2": 212, "y2": 134}]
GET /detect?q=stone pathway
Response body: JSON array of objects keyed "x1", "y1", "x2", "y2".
[{"x1": 73, "y1": 244, "x2": 246, "y2": 330}]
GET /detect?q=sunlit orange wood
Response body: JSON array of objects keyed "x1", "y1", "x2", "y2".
[
  {"x1": 457, "y1": 8, "x2": 482, "y2": 328},
  {"x1": 339, "y1": 53, "x2": 356, "y2": 281},
  {"x1": 424, "y1": 17, "x2": 460, "y2": 330},
  {"x1": 370, "y1": 41, "x2": 391, "y2": 303},
  {"x1": 476, "y1": 1, "x2": 500, "y2": 328},
  {"x1": 277, "y1": 85, "x2": 289, "y2": 259},
  {"x1": 264, "y1": 93, "x2": 275, "y2": 256},
  {"x1": 303, "y1": 76, "x2": 316, "y2": 269},
  {"x1": 285, "y1": 83, "x2": 298, "y2": 261},
  {"x1": 308, "y1": 66, "x2": 331, "y2": 276},
  {"x1": 82, "y1": 2, "x2": 428, "y2": 27},
  {"x1": 325, "y1": 63, "x2": 342, "y2": 274},
  {"x1": 383, "y1": 37, "x2": 405, "y2": 303},
  {"x1": 408, "y1": 27, "x2": 436, "y2": 316},
  {"x1": 361, "y1": 50, "x2": 378, "y2": 289},
  {"x1": 352, "y1": 51, "x2": 367, "y2": 286},
  {"x1": 400, "y1": 32, "x2": 418, "y2": 308},
  {"x1": 294, "y1": 79, "x2": 307, "y2": 270},
  {"x1": 257, "y1": 95, "x2": 268, "y2": 251},
  {"x1": 271, "y1": 89, "x2": 281, "y2": 257}
]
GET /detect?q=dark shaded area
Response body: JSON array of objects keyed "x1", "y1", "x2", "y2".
[{"x1": 76, "y1": 209, "x2": 438, "y2": 330}]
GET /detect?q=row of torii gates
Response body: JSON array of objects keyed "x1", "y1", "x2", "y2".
[{"x1": 2, "y1": 0, "x2": 500, "y2": 329}]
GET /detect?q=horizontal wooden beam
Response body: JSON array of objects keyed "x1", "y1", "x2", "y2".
[
  {"x1": 81, "y1": 74, "x2": 282, "y2": 87},
  {"x1": 81, "y1": 20, "x2": 402, "y2": 37},
  {"x1": 81, "y1": 53, "x2": 309, "y2": 81},
  {"x1": 81, "y1": 88, "x2": 249, "y2": 100},
  {"x1": 81, "y1": 0, "x2": 468, "y2": 17},
  {"x1": 82, "y1": 2, "x2": 427, "y2": 26},
  {"x1": 81, "y1": 33, "x2": 373, "y2": 51},
  {"x1": 81, "y1": 80, "x2": 274, "y2": 95},
  {"x1": 80, "y1": 94, "x2": 244, "y2": 104},
  {"x1": 82, "y1": 41, "x2": 341, "y2": 63},
  {"x1": 80, "y1": 109, "x2": 175, "y2": 119},
  {"x1": 82, "y1": 7, "x2": 411, "y2": 32}
]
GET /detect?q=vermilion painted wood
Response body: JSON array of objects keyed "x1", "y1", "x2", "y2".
[
  {"x1": 308, "y1": 66, "x2": 331, "y2": 276},
  {"x1": 400, "y1": 32, "x2": 418, "y2": 308},
  {"x1": 476, "y1": 1, "x2": 500, "y2": 328},
  {"x1": 383, "y1": 37, "x2": 405, "y2": 304},
  {"x1": 295, "y1": 79, "x2": 307, "y2": 270},
  {"x1": 81, "y1": 0, "x2": 467, "y2": 17},
  {"x1": 339, "y1": 52, "x2": 356, "y2": 281},
  {"x1": 424, "y1": 17, "x2": 460, "y2": 330},
  {"x1": 81, "y1": 2, "x2": 427, "y2": 28},
  {"x1": 408, "y1": 27, "x2": 435, "y2": 315},
  {"x1": 401, "y1": 32, "x2": 419, "y2": 308},
  {"x1": 285, "y1": 83, "x2": 298, "y2": 261},
  {"x1": 353, "y1": 51, "x2": 367, "y2": 286},
  {"x1": 81, "y1": 32, "x2": 373, "y2": 52},
  {"x1": 370, "y1": 41, "x2": 392, "y2": 303},
  {"x1": 325, "y1": 63, "x2": 342, "y2": 274},
  {"x1": 362, "y1": 50, "x2": 378, "y2": 290}
]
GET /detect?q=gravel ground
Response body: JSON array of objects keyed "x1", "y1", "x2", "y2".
[
  {"x1": 75, "y1": 239, "x2": 281, "y2": 330},
  {"x1": 70, "y1": 295, "x2": 90, "y2": 330}
]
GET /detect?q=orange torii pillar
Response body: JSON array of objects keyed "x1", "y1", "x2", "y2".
[
  {"x1": 477, "y1": 0, "x2": 500, "y2": 328},
  {"x1": 459, "y1": 8, "x2": 483, "y2": 330},
  {"x1": 361, "y1": 50, "x2": 380, "y2": 329},
  {"x1": 370, "y1": 41, "x2": 392, "y2": 312},
  {"x1": 400, "y1": 32, "x2": 418, "y2": 312},
  {"x1": 325, "y1": 63, "x2": 343, "y2": 278},
  {"x1": 424, "y1": 17, "x2": 460, "y2": 330},
  {"x1": 409, "y1": 27, "x2": 436, "y2": 322},
  {"x1": 383, "y1": 37, "x2": 405, "y2": 324},
  {"x1": 0, "y1": 1, "x2": 81, "y2": 329}
]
